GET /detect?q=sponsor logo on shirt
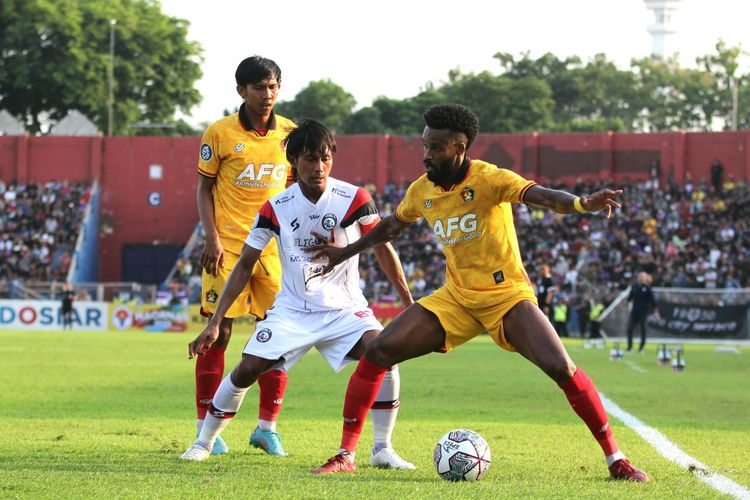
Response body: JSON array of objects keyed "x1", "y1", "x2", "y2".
[
  {"x1": 290, "y1": 218, "x2": 300, "y2": 232},
  {"x1": 424, "y1": 199, "x2": 432, "y2": 208},
  {"x1": 205, "y1": 289, "x2": 218, "y2": 304},
  {"x1": 493, "y1": 270, "x2": 505, "y2": 284},
  {"x1": 332, "y1": 187, "x2": 352, "y2": 198},
  {"x1": 461, "y1": 187, "x2": 475, "y2": 202}
]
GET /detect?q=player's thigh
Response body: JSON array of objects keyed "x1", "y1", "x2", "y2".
[
  {"x1": 201, "y1": 251, "x2": 252, "y2": 318},
  {"x1": 366, "y1": 301, "x2": 457, "y2": 366},
  {"x1": 248, "y1": 254, "x2": 282, "y2": 319},
  {"x1": 315, "y1": 307, "x2": 383, "y2": 372},
  {"x1": 503, "y1": 300, "x2": 575, "y2": 383}
]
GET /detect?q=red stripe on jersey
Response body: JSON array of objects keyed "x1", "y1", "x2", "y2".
[
  {"x1": 518, "y1": 181, "x2": 537, "y2": 203},
  {"x1": 256, "y1": 201, "x2": 280, "y2": 234},
  {"x1": 197, "y1": 168, "x2": 216, "y2": 178},
  {"x1": 360, "y1": 214, "x2": 381, "y2": 235}
]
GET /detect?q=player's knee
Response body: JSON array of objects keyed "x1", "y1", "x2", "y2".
[
  {"x1": 547, "y1": 358, "x2": 577, "y2": 384},
  {"x1": 232, "y1": 356, "x2": 267, "y2": 387},
  {"x1": 364, "y1": 337, "x2": 395, "y2": 368}
]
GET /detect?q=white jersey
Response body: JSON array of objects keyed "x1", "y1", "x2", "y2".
[{"x1": 246, "y1": 177, "x2": 380, "y2": 312}]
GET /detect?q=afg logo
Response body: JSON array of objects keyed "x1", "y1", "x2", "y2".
[
  {"x1": 200, "y1": 143, "x2": 213, "y2": 161},
  {"x1": 112, "y1": 305, "x2": 133, "y2": 330},
  {"x1": 256, "y1": 328, "x2": 272, "y2": 343}
]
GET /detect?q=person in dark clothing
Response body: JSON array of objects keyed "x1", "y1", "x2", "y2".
[
  {"x1": 710, "y1": 159, "x2": 724, "y2": 193},
  {"x1": 61, "y1": 283, "x2": 76, "y2": 330},
  {"x1": 626, "y1": 272, "x2": 658, "y2": 352},
  {"x1": 536, "y1": 264, "x2": 556, "y2": 317}
]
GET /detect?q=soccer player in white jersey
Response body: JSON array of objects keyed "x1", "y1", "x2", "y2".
[{"x1": 181, "y1": 119, "x2": 415, "y2": 471}]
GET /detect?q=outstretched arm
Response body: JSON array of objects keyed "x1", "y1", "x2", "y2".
[
  {"x1": 308, "y1": 214, "x2": 412, "y2": 273},
  {"x1": 372, "y1": 242, "x2": 414, "y2": 306},
  {"x1": 523, "y1": 185, "x2": 623, "y2": 218},
  {"x1": 188, "y1": 244, "x2": 261, "y2": 358}
]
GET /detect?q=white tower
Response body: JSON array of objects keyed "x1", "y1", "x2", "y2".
[{"x1": 644, "y1": 0, "x2": 681, "y2": 58}]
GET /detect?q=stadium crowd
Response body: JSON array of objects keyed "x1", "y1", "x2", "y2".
[
  {"x1": 172, "y1": 174, "x2": 750, "y2": 325},
  {"x1": 0, "y1": 180, "x2": 91, "y2": 293}
]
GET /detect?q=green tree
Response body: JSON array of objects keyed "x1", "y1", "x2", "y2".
[
  {"x1": 275, "y1": 79, "x2": 355, "y2": 133},
  {"x1": 0, "y1": 0, "x2": 202, "y2": 135}
]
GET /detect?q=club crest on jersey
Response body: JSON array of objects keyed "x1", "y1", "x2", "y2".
[
  {"x1": 256, "y1": 328, "x2": 272, "y2": 343},
  {"x1": 461, "y1": 187, "x2": 475, "y2": 203},
  {"x1": 200, "y1": 143, "x2": 213, "y2": 161},
  {"x1": 424, "y1": 199, "x2": 432, "y2": 208},
  {"x1": 321, "y1": 213, "x2": 338, "y2": 231},
  {"x1": 205, "y1": 289, "x2": 218, "y2": 304},
  {"x1": 234, "y1": 143, "x2": 245, "y2": 152}
]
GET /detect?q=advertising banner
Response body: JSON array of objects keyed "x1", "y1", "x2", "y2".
[
  {"x1": 110, "y1": 302, "x2": 189, "y2": 332},
  {"x1": 647, "y1": 303, "x2": 749, "y2": 339},
  {"x1": 0, "y1": 299, "x2": 108, "y2": 331}
]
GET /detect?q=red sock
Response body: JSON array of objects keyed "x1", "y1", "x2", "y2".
[
  {"x1": 195, "y1": 346, "x2": 226, "y2": 419},
  {"x1": 258, "y1": 369, "x2": 288, "y2": 421},
  {"x1": 559, "y1": 368, "x2": 619, "y2": 456},
  {"x1": 340, "y1": 357, "x2": 387, "y2": 452}
]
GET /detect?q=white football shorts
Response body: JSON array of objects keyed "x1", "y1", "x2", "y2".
[{"x1": 242, "y1": 304, "x2": 383, "y2": 372}]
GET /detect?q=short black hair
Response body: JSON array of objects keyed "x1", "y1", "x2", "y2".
[
  {"x1": 283, "y1": 119, "x2": 337, "y2": 165},
  {"x1": 423, "y1": 104, "x2": 479, "y2": 149},
  {"x1": 235, "y1": 56, "x2": 281, "y2": 86}
]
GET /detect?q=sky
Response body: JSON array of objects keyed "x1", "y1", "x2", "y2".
[{"x1": 159, "y1": 0, "x2": 749, "y2": 128}]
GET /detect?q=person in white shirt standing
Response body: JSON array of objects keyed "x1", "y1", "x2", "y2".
[{"x1": 181, "y1": 119, "x2": 415, "y2": 471}]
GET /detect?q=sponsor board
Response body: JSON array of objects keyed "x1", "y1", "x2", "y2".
[
  {"x1": 110, "y1": 302, "x2": 189, "y2": 332},
  {"x1": 0, "y1": 299, "x2": 107, "y2": 330}
]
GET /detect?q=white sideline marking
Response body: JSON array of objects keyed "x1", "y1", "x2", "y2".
[
  {"x1": 600, "y1": 393, "x2": 750, "y2": 499},
  {"x1": 623, "y1": 360, "x2": 648, "y2": 373}
]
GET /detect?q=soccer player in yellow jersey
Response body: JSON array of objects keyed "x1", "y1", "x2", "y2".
[
  {"x1": 194, "y1": 56, "x2": 294, "y2": 456},
  {"x1": 308, "y1": 104, "x2": 649, "y2": 482}
]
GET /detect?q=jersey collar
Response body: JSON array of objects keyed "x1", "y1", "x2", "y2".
[{"x1": 238, "y1": 102, "x2": 277, "y2": 133}]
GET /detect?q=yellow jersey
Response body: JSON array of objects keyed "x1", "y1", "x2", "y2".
[
  {"x1": 395, "y1": 159, "x2": 536, "y2": 308},
  {"x1": 197, "y1": 109, "x2": 295, "y2": 255}
]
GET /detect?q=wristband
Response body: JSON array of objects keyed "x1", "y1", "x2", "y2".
[{"x1": 573, "y1": 196, "x2": 586, "y2": 213}]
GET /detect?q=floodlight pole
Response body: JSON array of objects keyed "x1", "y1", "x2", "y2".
[{"x1": 107, "y1": 19, "x2": 117, "y2": 136}]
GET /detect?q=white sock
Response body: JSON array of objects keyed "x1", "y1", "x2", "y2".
[
  {"x1": 196, "y1": 375, "x2": 250, "y2": 447},
  {"x1": 196, "y1": 419, "x2": 204, "y2": 433},
  {"x1": 606, "y1": 450, "x2": 626, "y2": 466},
  {"x1": 257, "y1": 419, "x2": 276, "y2": 432},
  {"x1": 370, "y1": 366, "x2": 400, "y2": 453}
]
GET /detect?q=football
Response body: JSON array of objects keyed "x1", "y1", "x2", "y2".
[{"x1": 433, "y1": 429, "x2": 492, "y2": 481}]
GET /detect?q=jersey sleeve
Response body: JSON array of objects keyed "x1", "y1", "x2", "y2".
[
  {"x1": 394, "y1": 182, "x2": 422, "y2": 223},
  {"x1": 342, "y1": 187, "x2": 381, "y2": 233},
  {"x1": 488, "y1": 168, "x2": 536, "y2": 204},
  {"x1": 245, "y1": 201, "x2": 278, "y2": 250},
  {"x1": 197, "y1": 125, "x2": 220, "y2": 178}
]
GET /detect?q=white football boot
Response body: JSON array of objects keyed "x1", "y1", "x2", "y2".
[
  {"x1": 370, "y1": 447, "x2": 416, "y2": 469},
  {"x1": 180, "y1": 441, "x2": 211, "y2": 461}
]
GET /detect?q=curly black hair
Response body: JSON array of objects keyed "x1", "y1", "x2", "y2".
[{"x1": 423, "y1": 104, "x2": 479, "y2": 149}]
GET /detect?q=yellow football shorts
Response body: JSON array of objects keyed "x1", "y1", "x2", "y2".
[
  {"x1": 200, "y1": 250, "x2": 281, "y2": 319},
  {"x1": 418, "y1": 284, "x2": 538, "y2": 352}
]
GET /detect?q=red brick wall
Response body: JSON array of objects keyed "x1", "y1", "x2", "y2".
[{"x1": 2, "y1": 131, "x2": 748, "y2": 280}]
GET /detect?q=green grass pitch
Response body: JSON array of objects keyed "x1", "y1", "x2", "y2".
[{"x1": 0, "y1": 328, "x2": 748, "y2": 499}]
